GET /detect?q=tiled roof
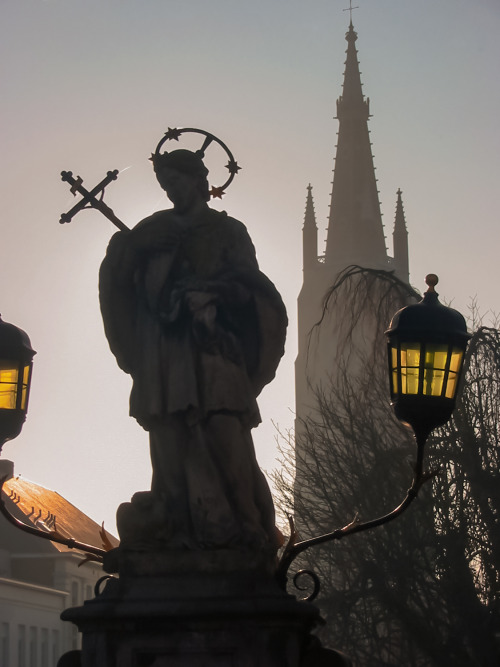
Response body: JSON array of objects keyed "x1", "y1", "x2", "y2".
[{"x1": 2, "y1": 474, "x2": 119, "y2": 555}]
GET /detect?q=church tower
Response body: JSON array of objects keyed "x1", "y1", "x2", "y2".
[{"x1": 295, "y1": 21, "x2": 410, "y2": 425}]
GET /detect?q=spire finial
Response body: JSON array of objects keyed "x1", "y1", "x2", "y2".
[
  {"x1": 303, "y1": 183, "x2": 317, "y2": 229},
  {"x1": 343, "y1": 0, "x2": 359, "y2": 25}
]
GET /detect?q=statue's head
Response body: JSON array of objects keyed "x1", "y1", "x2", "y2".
[{"x1": 152, "y1": 149, "x2": 210, "y2": 207}]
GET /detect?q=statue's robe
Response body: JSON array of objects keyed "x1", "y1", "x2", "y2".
[{"x1": 99, "y1": 207, "x2": 287, "y2": 550}]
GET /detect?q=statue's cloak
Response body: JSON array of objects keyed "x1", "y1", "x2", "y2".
[{"x1": 99, "y1": 208, "x2": 287, "y2": 430}]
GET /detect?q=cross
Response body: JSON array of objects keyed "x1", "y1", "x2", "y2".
[
  {"x1": 343, "y1": 0, "x2": 359, "y2": 23},
  {"x1": 59, "y1": 169, "x2": 129, "y2": 232}
]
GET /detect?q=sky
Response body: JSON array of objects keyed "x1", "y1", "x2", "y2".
[{"x1": 1, "y1": 0, "x2": 499, "y2": 536}]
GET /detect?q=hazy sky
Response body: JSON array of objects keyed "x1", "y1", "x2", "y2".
[{"x1": 1, "y1": 0, "x2": 499, "y2": 535}]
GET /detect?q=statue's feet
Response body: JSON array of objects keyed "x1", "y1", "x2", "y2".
[
  {"x1": 115, "y1": 491, "x2": 279, "y2": 565},
  {"x1": 116, "y1": 491, "x2": 200, "y2": 551},
  {"x1": 116, "y1": 491, "x2": 173, "y2": 549}
]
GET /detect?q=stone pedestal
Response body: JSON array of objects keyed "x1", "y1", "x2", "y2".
[{"x1": 60, "y1": 549, "x2": 322, "y2": 667}]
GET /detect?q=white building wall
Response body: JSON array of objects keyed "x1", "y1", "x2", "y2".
[
  {"x1": 0, "y1": 554, "x2": 106, "y2": 666},
  {"x1": 0, "y1": 577, "x2": 68, "y2": 667}
]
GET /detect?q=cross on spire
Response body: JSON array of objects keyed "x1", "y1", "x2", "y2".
[{"x1": 343, "y1": 0, "x2": 359, "y2": 23}]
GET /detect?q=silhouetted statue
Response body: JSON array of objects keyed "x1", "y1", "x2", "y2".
[{"x1": 99, "y1": 133, "x2": 286, "y2": 557}]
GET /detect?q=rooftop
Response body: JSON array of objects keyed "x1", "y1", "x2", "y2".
[{"x1": 1, "y1": 460, "x2": 119, "y2": 555}]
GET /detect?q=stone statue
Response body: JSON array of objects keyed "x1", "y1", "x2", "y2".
[{"x1": 99, "y1": 130, "x2": 287, "y2": 557}]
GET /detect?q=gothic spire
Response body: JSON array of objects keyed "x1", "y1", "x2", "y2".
[
  {"x1": 392, "y1": 188, "x2": 409, "y2": 282},
  {"x1": 324, "y1": 22, "x2": 388, "y2": 271},
  {"x1": 302, "y1": 184, "x2": 319, "y2": 271}
]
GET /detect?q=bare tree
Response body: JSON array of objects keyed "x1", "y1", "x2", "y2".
[
  {"x1": 426, "y1": 325, "x2": 500, "y2": 664},
  {"x1": 276, "y1": 269, "x2": 500, "y2": 666}
]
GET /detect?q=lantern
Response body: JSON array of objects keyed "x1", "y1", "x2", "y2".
[
  {"x1": 0, "y1": 315, "x2": 36, "y2": 450},
  {"x1": 385, "y1": 275, "x2": 470, "y2": 443}
]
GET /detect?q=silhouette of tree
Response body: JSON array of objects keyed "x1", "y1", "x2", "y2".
[{"x1": 275, "y1": 269, "x2": 500, "y2": 666}]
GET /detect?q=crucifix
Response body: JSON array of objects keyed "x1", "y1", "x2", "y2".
[
  {"x1": 59, "y1": 169, "x2": 129, "y2": 232},
  {"x1": 343, "y1": 0, "x2": 359, "y2": 23}
]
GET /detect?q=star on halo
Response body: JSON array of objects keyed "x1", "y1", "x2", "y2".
[
  {"x1": 225, "y1": 159, "x2": 241, "y2": 175},
  {"x1": 210, "y1": 186, "x2": 226, "y2": 199},
  {"x1": 164, "y1": 127, "x2": 182, "y2": 141}
]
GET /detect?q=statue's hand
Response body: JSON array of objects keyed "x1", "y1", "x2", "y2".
[
  {"x1": 185, "y1": 290, "x2": 217, "y2": 314},
  {"x1": 186, "y1": 291, "x2": 218, "y2": 342}
]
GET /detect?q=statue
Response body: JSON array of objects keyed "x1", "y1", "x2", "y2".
[{"x1": 99, "y1": 129, "x2": 287, "y2": 557}]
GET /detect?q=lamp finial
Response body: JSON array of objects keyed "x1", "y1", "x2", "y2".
[{"x1": 425, "y1": 274, "x2": 439, "y2": 293}]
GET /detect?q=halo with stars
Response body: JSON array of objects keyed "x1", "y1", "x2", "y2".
[{"x1": 152, "y1": 127, "x2": 241, "y2": 199}]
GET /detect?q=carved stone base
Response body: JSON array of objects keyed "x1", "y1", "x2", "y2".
[
  {"x1": 103, "y1": 545, "x2": 278, "y2": 578},
  {"x1": 60, "y1": 568, "x2": 321, "y2": 667}
]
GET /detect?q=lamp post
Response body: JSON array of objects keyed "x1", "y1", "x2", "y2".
[
  {"x1": 0, "y1": 315, "x2": 36, "y2": 452},
  {"x1": 277, "y1": 274, "x2": 471, "y2": 595}
]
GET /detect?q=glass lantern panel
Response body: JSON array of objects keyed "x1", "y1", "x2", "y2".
[
  {"x1": 391, "y1": 347, "x2": 398, "y2": 393},
  {"x1": 423, "y1": 368, "x2": 445, "y2": 396},
  {"x1": 445, "y1": 372, "x2": 458, "y2": 399},
  {"x1": 0, "y1": 363, "x2": 19, "y2": 410},
  {"x1": 424, "y1": 345, "x2": 448, "y2": 371},
  {"x1": 400, "y1": 343, "x2": 421, "y2": 395},
  {"x1": 401, "y1": 367, "x2": 420, "y2": 394},
  {"x1": 401, "y1": 344, "x2": 421, "y2": 369},
  {"x1": 449, "y1": 348, "x2": 463, "y2": 374},
  {"x1": 392, "y1": 370, "x2": 398, "y2": 394},
  {"x1": 422, "y1": 344, "x2": 449, "y2": 396},
  {"x1": 21, "y1": 365, "x2": 30, "y2": 410},
  {"x1": 445, "y1": 348, "x2": 464, "y2": 399}
]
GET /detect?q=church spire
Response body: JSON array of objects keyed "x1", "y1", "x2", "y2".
[
  {"x1": 392, "y1": 188, "x2": 409, "y2": 283},
  {"x1": 324, "y1": 22, "x2": 388, "y2": 271},
  {"x1": 302, "y1": 184, "x2": 318, "y2": 271}
]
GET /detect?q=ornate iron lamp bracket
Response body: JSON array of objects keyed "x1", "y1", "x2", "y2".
[
  {"x1": 276, "y1": 433, "x2": 433, "y2": 601},
  {"x1": 280, "y1": 275, "x2": 470, "y2": 602}
]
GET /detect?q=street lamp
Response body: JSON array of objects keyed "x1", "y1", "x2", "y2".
[
  {"x1": 0, "y1": 315, "x2": 110, "y2": 559},
  {"x1": 0, "y1": 315, "x2": 36, "y2": 451},
  {"x1": 386, "y1": 274, "x2": 470, "y2": 445},
  {"x1": 277, "y1": 274, "x2": 471, "y2": 595}
]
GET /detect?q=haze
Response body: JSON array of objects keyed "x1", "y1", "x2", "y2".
[{"x1": 1, "y1": 0, "x2": 498, "y2": 533}]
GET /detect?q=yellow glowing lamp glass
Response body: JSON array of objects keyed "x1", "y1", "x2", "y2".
[
  {"x1": 0, "y1": 316, "x2": 36, "y2": 449},
  {"x1": 0, "y1": 362, "x2": 31, "y2": 410},
  {"x1": 386, "y1": 275, "x2": 470, "y2": 440},
  {"x1": 390, "y1": 343, "x2": 465, "y2": 401}
]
